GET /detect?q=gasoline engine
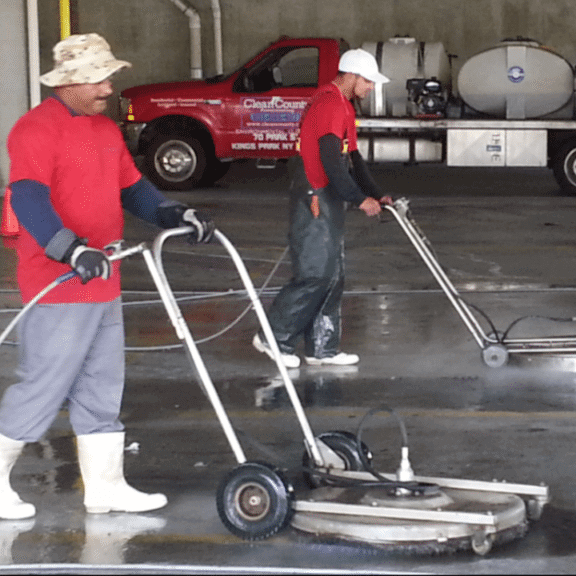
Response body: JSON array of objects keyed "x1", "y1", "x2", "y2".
[{"x1": 406, "y1": 76, "x2": 448, "y2": 115}]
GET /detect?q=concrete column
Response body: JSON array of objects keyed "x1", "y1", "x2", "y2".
[{"x1": 0, "y1": 3, "x2": 29, "y2": 189}]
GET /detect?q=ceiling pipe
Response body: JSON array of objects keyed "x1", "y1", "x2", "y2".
[
  {"x1": 27, "y1": 0, "x2": 41, "y2": 108},
  {"x1": 166, "y1": 0, "x2": 203, "y2": 79},
  {"x1": 210, "y1": 0, "x2": 223, "y2": 75}
]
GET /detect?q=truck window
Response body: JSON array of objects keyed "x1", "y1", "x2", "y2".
[
  {"x1": 236, "y1": 47, "x2": 319, "y2": 93},
  {"x1": 277, "y1": 47, "x2": 319, "y2": 87}
]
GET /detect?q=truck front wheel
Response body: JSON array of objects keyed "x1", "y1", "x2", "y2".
[
  {"x1": 144, "y1": 135, "x2": 208, "y2": 190},
  {"x1": 552, "y1": 140, "x2": 576, "y2": 194}
]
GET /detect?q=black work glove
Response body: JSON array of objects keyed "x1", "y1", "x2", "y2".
[
  {"x1": 181, "y1": 208, "x2": 215, "y2": 244},
  {"x1": 157, "y1": 203, "x2": 215, "y2": 244},
  {"x1": 63, "y1": 238, "x2": 112, "y2": 284},
  {"x1": 44, "y1": 228, "x2": 112, "y2": 284}
]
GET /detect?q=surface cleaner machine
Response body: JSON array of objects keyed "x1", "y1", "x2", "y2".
[{"x1": 0, "y1": 219, "x2": 549, "y2": 556}]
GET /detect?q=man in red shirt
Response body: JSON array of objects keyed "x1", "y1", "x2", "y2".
[
  {"x1": 0, "y1": 33, "x2": 214, "y2": 519},
  {"x1": 253, "y1": 49, "x2": 392, "y2": 368}
]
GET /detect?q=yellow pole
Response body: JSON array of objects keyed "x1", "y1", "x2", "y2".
[{"x1": 60, "y1": 0, "x2": 71, "y2": 39}]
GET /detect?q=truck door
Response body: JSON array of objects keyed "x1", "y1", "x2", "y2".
[{"x1": 221, "y1": 46, "x2": 320, "y2": 158}]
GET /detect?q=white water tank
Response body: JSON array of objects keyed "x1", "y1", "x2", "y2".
[
  {"x1": 360, "y1": 37, "x2": 451, "y2": 117},
  {"x1": 457, "y1": 39, "x2": 575, "y2": 119}
]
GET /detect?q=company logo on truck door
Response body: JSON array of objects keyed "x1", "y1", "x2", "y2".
[{"x1": 242, "y1": 97, "x2": 307, "y2": 126}]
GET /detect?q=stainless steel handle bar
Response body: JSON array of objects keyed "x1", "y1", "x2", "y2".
[
  {"x1": 385, "y1": 198, "x2": 492, "y2": 349},
  {"x1": 150, "y1": 228, "x2": 324, "y2": 467}
]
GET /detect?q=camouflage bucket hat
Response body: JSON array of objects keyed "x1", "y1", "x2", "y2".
[{"x1": 40, "y1": 33, "x2": 131, "y2": 87}]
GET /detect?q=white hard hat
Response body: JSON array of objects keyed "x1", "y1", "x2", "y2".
[{"x1": 338, "y1": 48, "x2": 390, "y2": 83}]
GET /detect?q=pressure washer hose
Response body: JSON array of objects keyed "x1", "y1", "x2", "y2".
[
  {"x1": 356, "y1": 404, "x2": 408, "y2": 482},
  {"x1": 0, "y1": 271, "x2": 76, "y2": 348},
  {"x1": 0, "y1": 245, "x2": 289, "y2": 351}
]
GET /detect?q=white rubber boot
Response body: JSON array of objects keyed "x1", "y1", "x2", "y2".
[
  {"x1": 0, "y1": 434, "x2": 35, "y2": 519},
  {"x1": 76, "y1": 432, "x2": 167, "y2": 514}
]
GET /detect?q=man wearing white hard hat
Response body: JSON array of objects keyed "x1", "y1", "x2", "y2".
[
  {"x1": 253, "y1": 48, "x2": 394, "y2": 368},
  {"x1": 0, "y1": 33, "x2": 215, "y2": 519}
]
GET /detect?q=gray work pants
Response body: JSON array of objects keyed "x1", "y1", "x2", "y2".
[{"x1": 0, "y1": 298, "x2": 125, "y2": 442}]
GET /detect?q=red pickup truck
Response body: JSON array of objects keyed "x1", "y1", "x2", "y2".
[{"x1": 120, "y1": 37, "x2": 347, "y2": 189}]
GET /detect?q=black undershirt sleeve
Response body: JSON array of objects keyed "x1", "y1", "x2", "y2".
[
  {"x1": 350, "y1": 149, "x2": 383, "y2": 200},
  {"x1": 318, "y1": 134, "x2": 367, "y2": 205}
]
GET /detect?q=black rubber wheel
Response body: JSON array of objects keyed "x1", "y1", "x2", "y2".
[
  {"x1": 552, "y1": 140, "x2": 576, "y2": 194},
  {"x1": 144, "y1": 134, "x2": 208, "y2": 190},
  {"x1": 302, "y1": 430, "x2": 373, "y2": 488},
  {"x1": 216, "y1": 461, "x2": 294, "y2": 540}
]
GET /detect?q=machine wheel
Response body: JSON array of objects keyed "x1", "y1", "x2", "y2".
[
  {"x1": 552, "y1": 140, "x2": 576, "y2": 194},
  {"x1": 302, "y1": 431, "x2": 372, "y2": 488},
  {"x1": 481, "y1": 343, "x2": 509, "y2": 368},
  {"x1": 471, "y1": 530, "x2": 494, "y2": 556},
  {"x1": 216, "y1": 461, "x2": 294, "y2": 540},
  {"x1": 144, "y1": 134, "x2": 208, "y2": 190}
]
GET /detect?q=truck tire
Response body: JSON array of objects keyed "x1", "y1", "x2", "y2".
[
  {"x1": 144, "y1": 135, "x2": 208, "y2": 190},
  {"x1": 552, "y1": 140, "x2": 576, "y2": 194}
]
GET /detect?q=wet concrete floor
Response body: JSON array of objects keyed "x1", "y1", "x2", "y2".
[{"x1": 1, "y1": 162, "x2": 576, "y2": 573}]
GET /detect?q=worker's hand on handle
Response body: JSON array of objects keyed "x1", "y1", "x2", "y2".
[
  {"x1": 157, "y1": 203, "x2": 215, "y2": 245},
  {"x1": 44, "y1": 229, "x2": 111, "y2": 284},
  {"x1": 359, "y1": 196, "x2": 382, "y2": 217},
  {"x1": 67, "y1": 242, "x2": 111, "y2": 284},
  {"x1": 180, "y1": 208, "x2": 215, "y2": 244},
  {"x1": 379, "y1": 195, "x2": 394, "y2": 206}
]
